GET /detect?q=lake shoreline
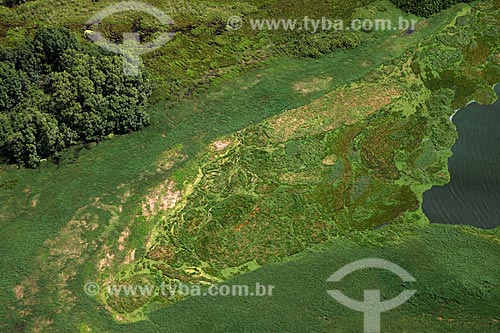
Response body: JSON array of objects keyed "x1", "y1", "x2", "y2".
[{"x1": 423, "y1": 84, "x2": 500, "y2": 229}]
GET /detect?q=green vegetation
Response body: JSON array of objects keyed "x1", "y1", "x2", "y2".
[
  {"x1": 413, "y1": 10, "x2": 500, "y2": 108},
  {"x1": 0, "y1": 28, "x2": 151, "y2": 167},
  {"x1": 102, "y1": 0, "x2": 498, "y2": 321},
  {"x1": 139, "y1": 224, "x2": 500, "y2": 332},
  {"x1": 0, "y1": 0, "x2": 498, "y2": 332},
  {"x1": 276, "y1": 30, "x2": 362, "y2": 58},
  {"x1": 0, "y1": 0, "x2": 377, "y2": 167},
  {"x1": 390, "y1": 0, "x2": 473, "y2": 17},
  {"x1": 1, "y1": 0, "x2": 31, "y2": 8}
]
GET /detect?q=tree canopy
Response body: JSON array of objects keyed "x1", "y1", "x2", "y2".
[
  {"x1": 0, "y1": 28, "x2": 152, "y2": 167},
  {"x1": 390, "y1": 0, "x2": 473, "y2": 17}
]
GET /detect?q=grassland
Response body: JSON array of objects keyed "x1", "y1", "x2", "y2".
[
  {"x1": 0, "y1": 0, "x2": 372, "y2": 103},
  {"x1": 137, "y1": 223, "x2": 500, "y2": 332},
  {"x1": 0, "y1": 0, "x2": 499, "y2": 332},
  {"x1": 99, "y1": 0, "x2": 500, "y2": 321}
]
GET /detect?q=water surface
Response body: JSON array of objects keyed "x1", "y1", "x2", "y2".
[{"x1": 423, "y1": 84, "x2": 500, "y2": 229}]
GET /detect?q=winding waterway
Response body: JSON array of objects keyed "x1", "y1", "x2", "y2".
[{"x1": 423, "y1": 84, "x2": 500, "y2": 229}]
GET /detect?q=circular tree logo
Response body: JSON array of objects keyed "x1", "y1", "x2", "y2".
[
  {"x1": 86, "y1": 1, "x2": 175, "y2": 75},
  {"x1": 327, "y1": 258, "x2": 416, "y2": 333}
]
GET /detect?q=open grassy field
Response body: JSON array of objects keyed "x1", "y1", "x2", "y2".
[
  {"x1": 1, "y1": 0, "x2": 499, "y2": 331},
  {"x1": 135, "y1": 223, "x2": 500, "y2": 332}
]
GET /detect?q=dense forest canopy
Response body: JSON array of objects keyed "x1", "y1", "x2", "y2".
[
  {"x1": 0, "y1": 28, "x2": 152, "y2": 167},
  {"x1": 390, "y1": 0, "x2": 473, "y2": 17}
]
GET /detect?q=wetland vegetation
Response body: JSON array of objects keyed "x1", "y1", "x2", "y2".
[{"x1": 0, "y1": 0, "x2": 499, "y2": 331}]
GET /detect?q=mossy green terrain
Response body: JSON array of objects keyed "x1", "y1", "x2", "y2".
[
  {"x1": 0, "y1": 0, "x2": 372, "y2": 103},
  {"x1": 138, "y1": 224, "x2": 500, "y2": 332},
  {"x1": 102, "y1": 0, "x2": 500, "y2": 321},
  {"x1": 0, "y1": 0, "x2": 499, "y2": 332}
]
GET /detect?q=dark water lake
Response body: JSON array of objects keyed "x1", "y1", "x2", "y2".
[{"x1": 423, "y1": 84, "x2": 500, "y2": 230}]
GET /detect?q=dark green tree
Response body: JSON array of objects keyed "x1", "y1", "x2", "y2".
[
  {"x1": 33, "y1": 28, "x2": 78, "y2": 68},
  {"x1": 0, "y1": 28, "x2": 152, "y2": 167},
  {"x1": 390, "y1": 0, "x2": 473, "y2": 17},
  {"x1": 0, "y1": 61, "x2": 32, "y2": 111}
]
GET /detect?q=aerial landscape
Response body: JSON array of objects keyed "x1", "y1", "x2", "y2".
[{"x1": 0, "y1": 0, "x2": 499, "y2": 332}]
